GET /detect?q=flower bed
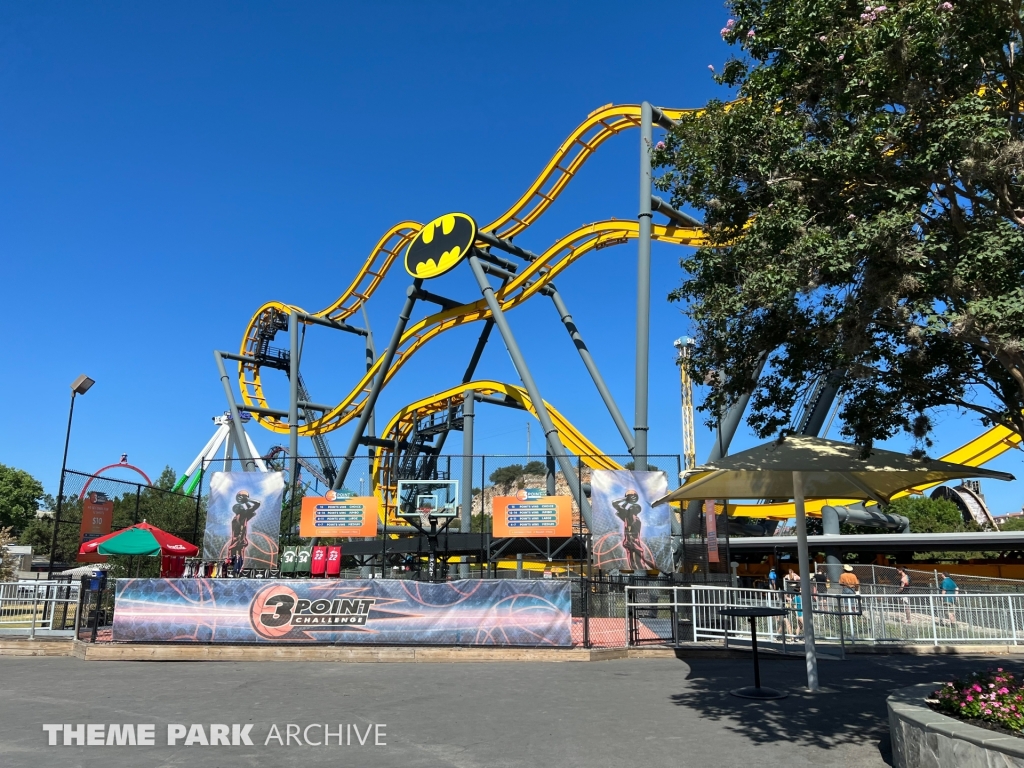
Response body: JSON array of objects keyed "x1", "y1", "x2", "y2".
[{"x1": 933, "y1": 669, "x2": 1024, "y2": 735}]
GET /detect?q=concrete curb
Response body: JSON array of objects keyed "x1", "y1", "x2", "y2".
[{"x1": 888, "y1": 682, "x2": 1024, "y2": 767}]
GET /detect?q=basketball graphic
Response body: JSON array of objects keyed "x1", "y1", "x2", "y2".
[
  {"x1": 249, "y1": 584, "x2": 299, "y2": 639},
  {"x1": 515, "y1": 489, "x2": 528, "y2": 501}
]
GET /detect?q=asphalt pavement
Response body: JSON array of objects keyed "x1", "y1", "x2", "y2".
[{"x1": 0, "y1": 651, "x2": 1015, "y2": 767}]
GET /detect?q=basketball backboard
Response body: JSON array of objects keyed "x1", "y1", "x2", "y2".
[{"x1": 395, "y1": 479, "x2": 459, "y2": 520}]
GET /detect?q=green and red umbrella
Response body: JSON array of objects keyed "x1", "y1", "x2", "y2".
[{"x1": 78, "y1": 521, "x2": 199, "y2": 557}]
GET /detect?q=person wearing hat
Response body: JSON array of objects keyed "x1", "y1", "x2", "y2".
[{"x1": 838, "y1": 564, "x2": 860, "y2": 595}]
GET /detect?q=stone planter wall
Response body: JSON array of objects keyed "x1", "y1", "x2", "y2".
[{"x1": 888, "y1": 683, "x2": 1024, "y2": 767}]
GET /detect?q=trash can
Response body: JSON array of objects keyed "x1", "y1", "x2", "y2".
[{"x1": 89, "y1": 569, "x2": 107, "y2": 592}]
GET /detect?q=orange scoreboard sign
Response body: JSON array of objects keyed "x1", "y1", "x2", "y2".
[
  {"x1": 77, "y1": 492, "x2": 114, "y2": 563},
  {"x1": 300, "y1": 493, "x2": 378, "y2": 538},
  {"x1": 492, "y1": 492, "x2": 572, "y2": 538}
]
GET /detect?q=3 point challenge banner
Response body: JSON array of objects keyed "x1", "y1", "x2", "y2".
[
  {"x1": 203, "y1": 472, "x2": 285, "y2": 569},
  {"x1": 112, "y1": 578, "x2": 572, "y2": 646},
  {"x1": 589, "y1": 470, "x2": 672, "y2": 574}
]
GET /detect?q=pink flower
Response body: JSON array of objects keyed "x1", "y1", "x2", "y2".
[
  {"x1": 819, "y1": 35, "x2": 827, "y2": 42},
  {"x1": 726, "y1": 19, "x2": 735, "y2": 28},
  {"x1": 721, "y1": 28, "x2": 730, "y2": 37},
  {"x1": 655, "y1": 141, "x2": 666, "y2": 150},
  {"x1": 974, "y1": 684, "x2": 983, "y2": 692},
  {"x1": 747, "y1": 29, "x2": 755, "y2": 38},
  {"x1": 708, "y1": 65, "x2": 715, "y2": 72},
  {"x1": 938, "y1": 1, "x2": 953, "y2": 10},
  {"x1": 838, "y1": 54, "x2": 845, "y2": 61}
]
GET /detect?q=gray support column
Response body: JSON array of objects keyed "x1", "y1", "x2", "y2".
[
  {"x1": 821, "y1": 504, "x2": 843, "y2": 585},
  {"x1": 333, "y1": 280, "x2": 422, "y2": 489},
  {"x1": 684, "y1": 356, "x2": 770, "y2": 542},
  {"x1": 547, "y1": 285, "x2": 635, "y2": 454},
  {"x1": 214, "y1": 351, "x2": 256, "y2": 470},
  {"x1": 288, "y1": 311, "x2": 300, "y2": 494},
  {"x1": 634, "y1": 101, "x2": 654, "y2": 472},
  {"x1": 460, "y1": 390, "x2": 475, "y2": 578},
  {"x1": 793, "y1": 471, "x2": 820, "y2": 692},
  {"x1": 468, "y1": 254, "x2": 592, "y2": 529},
  {"x1": 361, "y1": 305, "x2": 376, "y2": 578},
  {"x1": 362, "y1": 305, "x2": 377, "y2": 442}
]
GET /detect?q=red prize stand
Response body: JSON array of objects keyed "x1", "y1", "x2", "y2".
[
  {"x1": 310, "y1": 545, "x2": 327, "y2": 577},
  {"x1": 326, "y1": 545, "x2": 342, "y2": 577}
]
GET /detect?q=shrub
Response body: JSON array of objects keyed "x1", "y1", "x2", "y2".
[{"x1": 934, "y1": 669, "x2": 1024, "y2": 732}]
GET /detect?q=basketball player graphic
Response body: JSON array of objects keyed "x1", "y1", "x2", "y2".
[
  {"x1": 612, "y1": 489, "x2": 655, "y2": 571},
  {"x1": 228, "y1": 490, "x2": 261, "y2": 562}
]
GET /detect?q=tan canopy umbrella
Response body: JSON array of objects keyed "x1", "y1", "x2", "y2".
[
  {"x1": 657, "y1": 436, "x2": 1014, "y2": 506},
  {"x1": 654, "y1": 435, "x2": 1015, "y2": 692}
]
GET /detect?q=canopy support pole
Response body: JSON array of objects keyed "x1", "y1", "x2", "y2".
[{"x1": 793, "y1": 470, "x2": 819, "y2": 691}]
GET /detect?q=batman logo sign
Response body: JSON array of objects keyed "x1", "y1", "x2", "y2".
[{"x1": 404, "y1": 213, "x2": 477, "y2": 279}]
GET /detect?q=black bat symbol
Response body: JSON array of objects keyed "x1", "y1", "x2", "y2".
[{"x1": 404, "y1": 212, "x2": 477, "y2": 279}]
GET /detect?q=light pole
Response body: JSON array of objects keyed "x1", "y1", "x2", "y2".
[{"x1": 48, "y1": 374, "x2": 95, "y2": 578}]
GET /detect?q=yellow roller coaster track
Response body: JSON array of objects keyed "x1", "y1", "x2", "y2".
[{"x1": 237, "y1": 102, "x2": 1021, "y2": 523}]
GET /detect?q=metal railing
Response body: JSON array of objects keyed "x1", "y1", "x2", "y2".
[
  {"x1": 625, "y1": 585, "x2": 1024, "y2": 649},
  {"x1": 0, "y1": 581, "x2": 81, "y2": 637}
]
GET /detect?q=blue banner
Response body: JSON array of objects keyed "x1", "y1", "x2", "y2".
[{"x1": 112, "y1": 578, "x2": 572, "y2": 647}]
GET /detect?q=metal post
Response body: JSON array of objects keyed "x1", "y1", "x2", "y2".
[
  {"x1": 546, "y1": 286, "x2": 634, "y2": 453},
  {"x1": 1011, "y1": 594, "x2": 1018, "y2": 646},
  {"x1": 29, "y1": 583, "x2": 37, "y2": 640},
  {"x1": 468, "y1": 254, "x2": 592, "y2": 529},
  {"x1": 461, "y1": 391, "x2": 474, "y2": 578},
  {"x1": 634, "y1": 101, "x2": 654, "y2": 472},
  {"x1": 334, "y1": 280, "x2": 422, "y2": 489},
  {"x1": 361, "y1": 305, "x2": 376, "y2": 578},
  {"x1": 213, "y1": 351, "x2": 256, "y2": 470},
  {"x1": 48, "y1": 391, "x2": 76, "y2": 578},
  {"x1": 793, "y1": 470, "x2": 819, "y2": 691},
  {"x1": 929, "y1": 594, "x2": 938, "y2": 646},
  {"x1": 750, "y1": 616, "x2": 761, "y2": 688},
  {"x1": 288, "y1": 309, "x2": 300, "y2": 500}
]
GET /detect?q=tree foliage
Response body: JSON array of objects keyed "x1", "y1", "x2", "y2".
[
  {"x1": 654, "y1": 0, "x2": 1024, "y2": 449},
  {"x1": 0, "y1": 527, "x2": 18, "y2": 581},
  {"x1": 997, "y1": 514, "x2": 1024, "y2": 530},
  {"x1": 488, "y1": 462, "x2": 548, "y2": 492},
  {"x1": 0, "y1": 464, "x2": 47, "y2": 533},
  {"x1": 888, "y1": 495, "x2": 971, "y2": 532},
  {"x1": 19, "y1": 465, "x2": 203, "y2": 574}
]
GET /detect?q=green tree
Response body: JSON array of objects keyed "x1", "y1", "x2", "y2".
[
  {"x1": 624, "y1": 461, "x2": 663, "y2": 473},
  {"x1": 654, "y1": 1, "x2": 1024, "y2": 449},
  {"x1": 888, "y1": 496, "x2": 971, "y2": 533},
  {"x1": 998, "y1": 515, "x2": 1024, "y2": 531},
  {"x1": 0, "y1": 464, "x2": 47, "y2": 532},
  {"x1": 489, "y1": 464, "x2": 524, "y2": 492}
]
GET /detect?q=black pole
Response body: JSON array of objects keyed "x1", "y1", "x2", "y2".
[
  {"x1": 48, "y1": 391, "x2": 76, "y2": 578},
  {"x1": 89, "y1": 585, "x2": 102, "y2": 644},
  {"x1": 750, "y1": 616, "x2": 761, "y2": 689}
]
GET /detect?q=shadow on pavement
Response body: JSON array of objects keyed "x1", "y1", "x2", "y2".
[{"x1": 670, "y1": 654, "x2": 1024, "y2": 765}]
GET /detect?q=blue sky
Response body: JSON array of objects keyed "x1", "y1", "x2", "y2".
[{"x1": 2, "y1": 1, "x2": 1021, "y2": 515}]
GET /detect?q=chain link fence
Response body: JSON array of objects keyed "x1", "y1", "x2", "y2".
[{"x1": 46, "y1": 469, "x2": 203, "y2": 578}]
